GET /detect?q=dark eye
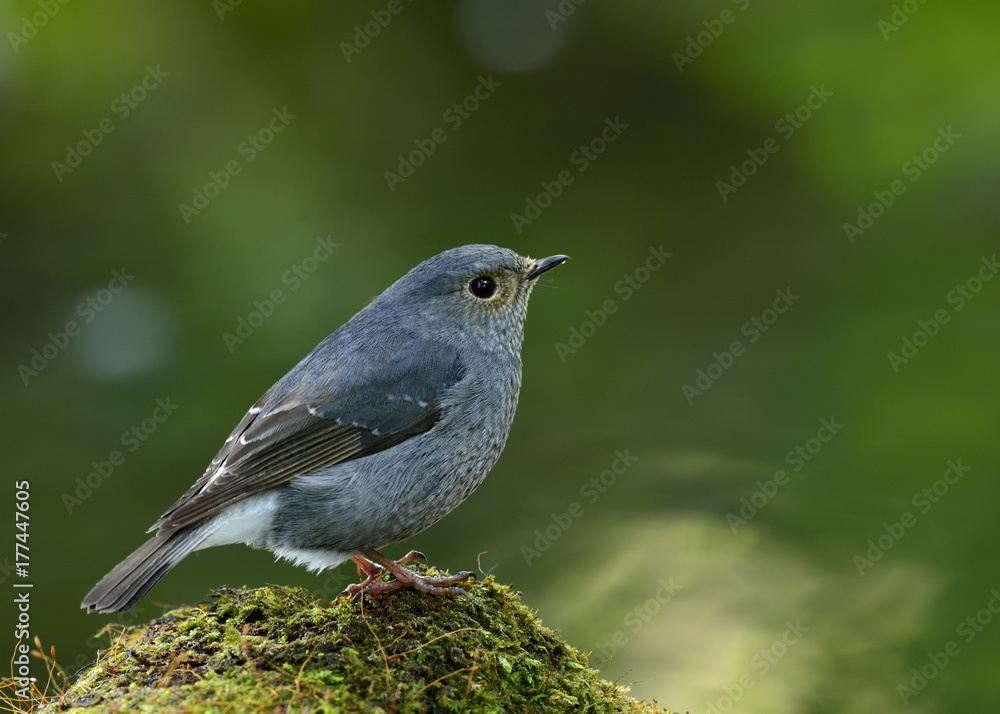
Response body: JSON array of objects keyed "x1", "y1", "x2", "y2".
[{"x1": 469, "y1": 276, "x2": 496, "y2": 299}]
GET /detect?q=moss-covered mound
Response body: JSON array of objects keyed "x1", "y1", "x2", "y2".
[{"x1": 56, "y1": 566, "x2": 666, "y2": 712}]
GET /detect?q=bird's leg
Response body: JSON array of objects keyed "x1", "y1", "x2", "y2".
[
  {"x1": 340, "y1": 555, "x2": 384, "y2": 599},
  {"x1": 339, "y1": 551, "x2": 430, "y2": 598},
  {"x1": 344, "y1": 549, "x2": 474, "y2": 599}
]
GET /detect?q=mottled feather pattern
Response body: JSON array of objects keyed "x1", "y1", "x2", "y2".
[
  {"x1": 82, "y1": 246, "x2": 568, "y2": 613},
  {"x1": 154, "y1": 341, "x2": 465, "y2": 534}
]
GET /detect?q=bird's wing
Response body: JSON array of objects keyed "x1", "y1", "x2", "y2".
[{"x1": 151, "y1": 343, "x2": 466, "y2": 533}]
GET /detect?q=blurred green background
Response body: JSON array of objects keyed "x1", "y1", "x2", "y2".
[{"x1": 2, "y1": 0, "x2": 999, "y2": 711}]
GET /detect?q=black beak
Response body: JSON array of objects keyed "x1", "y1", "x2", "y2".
[{"x1": 526, "y1": 254, "x2": 570, "y2": 280}]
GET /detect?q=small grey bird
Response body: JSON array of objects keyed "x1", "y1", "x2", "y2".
[{"x1": 82, "y1": 245, "x2": 568, "y2": 613}]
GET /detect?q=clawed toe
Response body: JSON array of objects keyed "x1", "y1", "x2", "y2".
[
  {"x1": 397, "y1": 550, "x2": 427, "y2": 566},
  {"x1": 340, "y1": 551, "x2": 475, "y2": 601}
]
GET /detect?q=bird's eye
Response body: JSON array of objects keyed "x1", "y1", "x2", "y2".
[{"x1": 469, "y1": 276, "x2": 496, "y2": 299}]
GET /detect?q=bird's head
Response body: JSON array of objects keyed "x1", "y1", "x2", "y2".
[{"x1": 370, "y1": 245, "x2": 569, "y2": 344}]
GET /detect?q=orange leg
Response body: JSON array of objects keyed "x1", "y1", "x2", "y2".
[{"x1": 340, "y1": 549, "x2": 473, "y2": 599}]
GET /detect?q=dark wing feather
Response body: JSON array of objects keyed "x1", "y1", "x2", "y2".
[{"x1": 151, "y1": 343, "x2": 465, "y2": 534}]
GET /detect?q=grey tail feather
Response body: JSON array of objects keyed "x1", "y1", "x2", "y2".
[{"x1": 81, "y1": 528, "x2": 206, "y2": 614}]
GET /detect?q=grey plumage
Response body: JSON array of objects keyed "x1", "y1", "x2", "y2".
[{"x1": 82, "y1": 245, "x2": 568, "y2": 613}]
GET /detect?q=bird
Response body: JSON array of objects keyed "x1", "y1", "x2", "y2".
[{"x1": 82, "y1": 245, "x2": 569, "y2": 613}]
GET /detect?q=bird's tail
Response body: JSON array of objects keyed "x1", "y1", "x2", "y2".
[{"x1": 81, "y1": 527, "x2": 207, "y2": 614}]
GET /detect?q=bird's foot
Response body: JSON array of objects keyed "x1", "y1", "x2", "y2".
[
  {"x1": 339, "y1": 555, "x2": 385, "y2": 599},
  {"x1": 340, "y1": 549, "x2": 474, "y2": 600}
]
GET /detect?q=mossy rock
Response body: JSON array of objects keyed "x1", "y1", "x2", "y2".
[{"x1": 56, "y1": 566, "x2": 667, "y2": 712}]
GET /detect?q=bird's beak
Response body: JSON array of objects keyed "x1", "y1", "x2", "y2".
[{"x1": 526, "y1": 254, "x2": 570, "y2": 281}]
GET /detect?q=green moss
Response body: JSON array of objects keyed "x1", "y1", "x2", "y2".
[{"x1": 53, "y1": 566, "x2": 669, "y2": 713}]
